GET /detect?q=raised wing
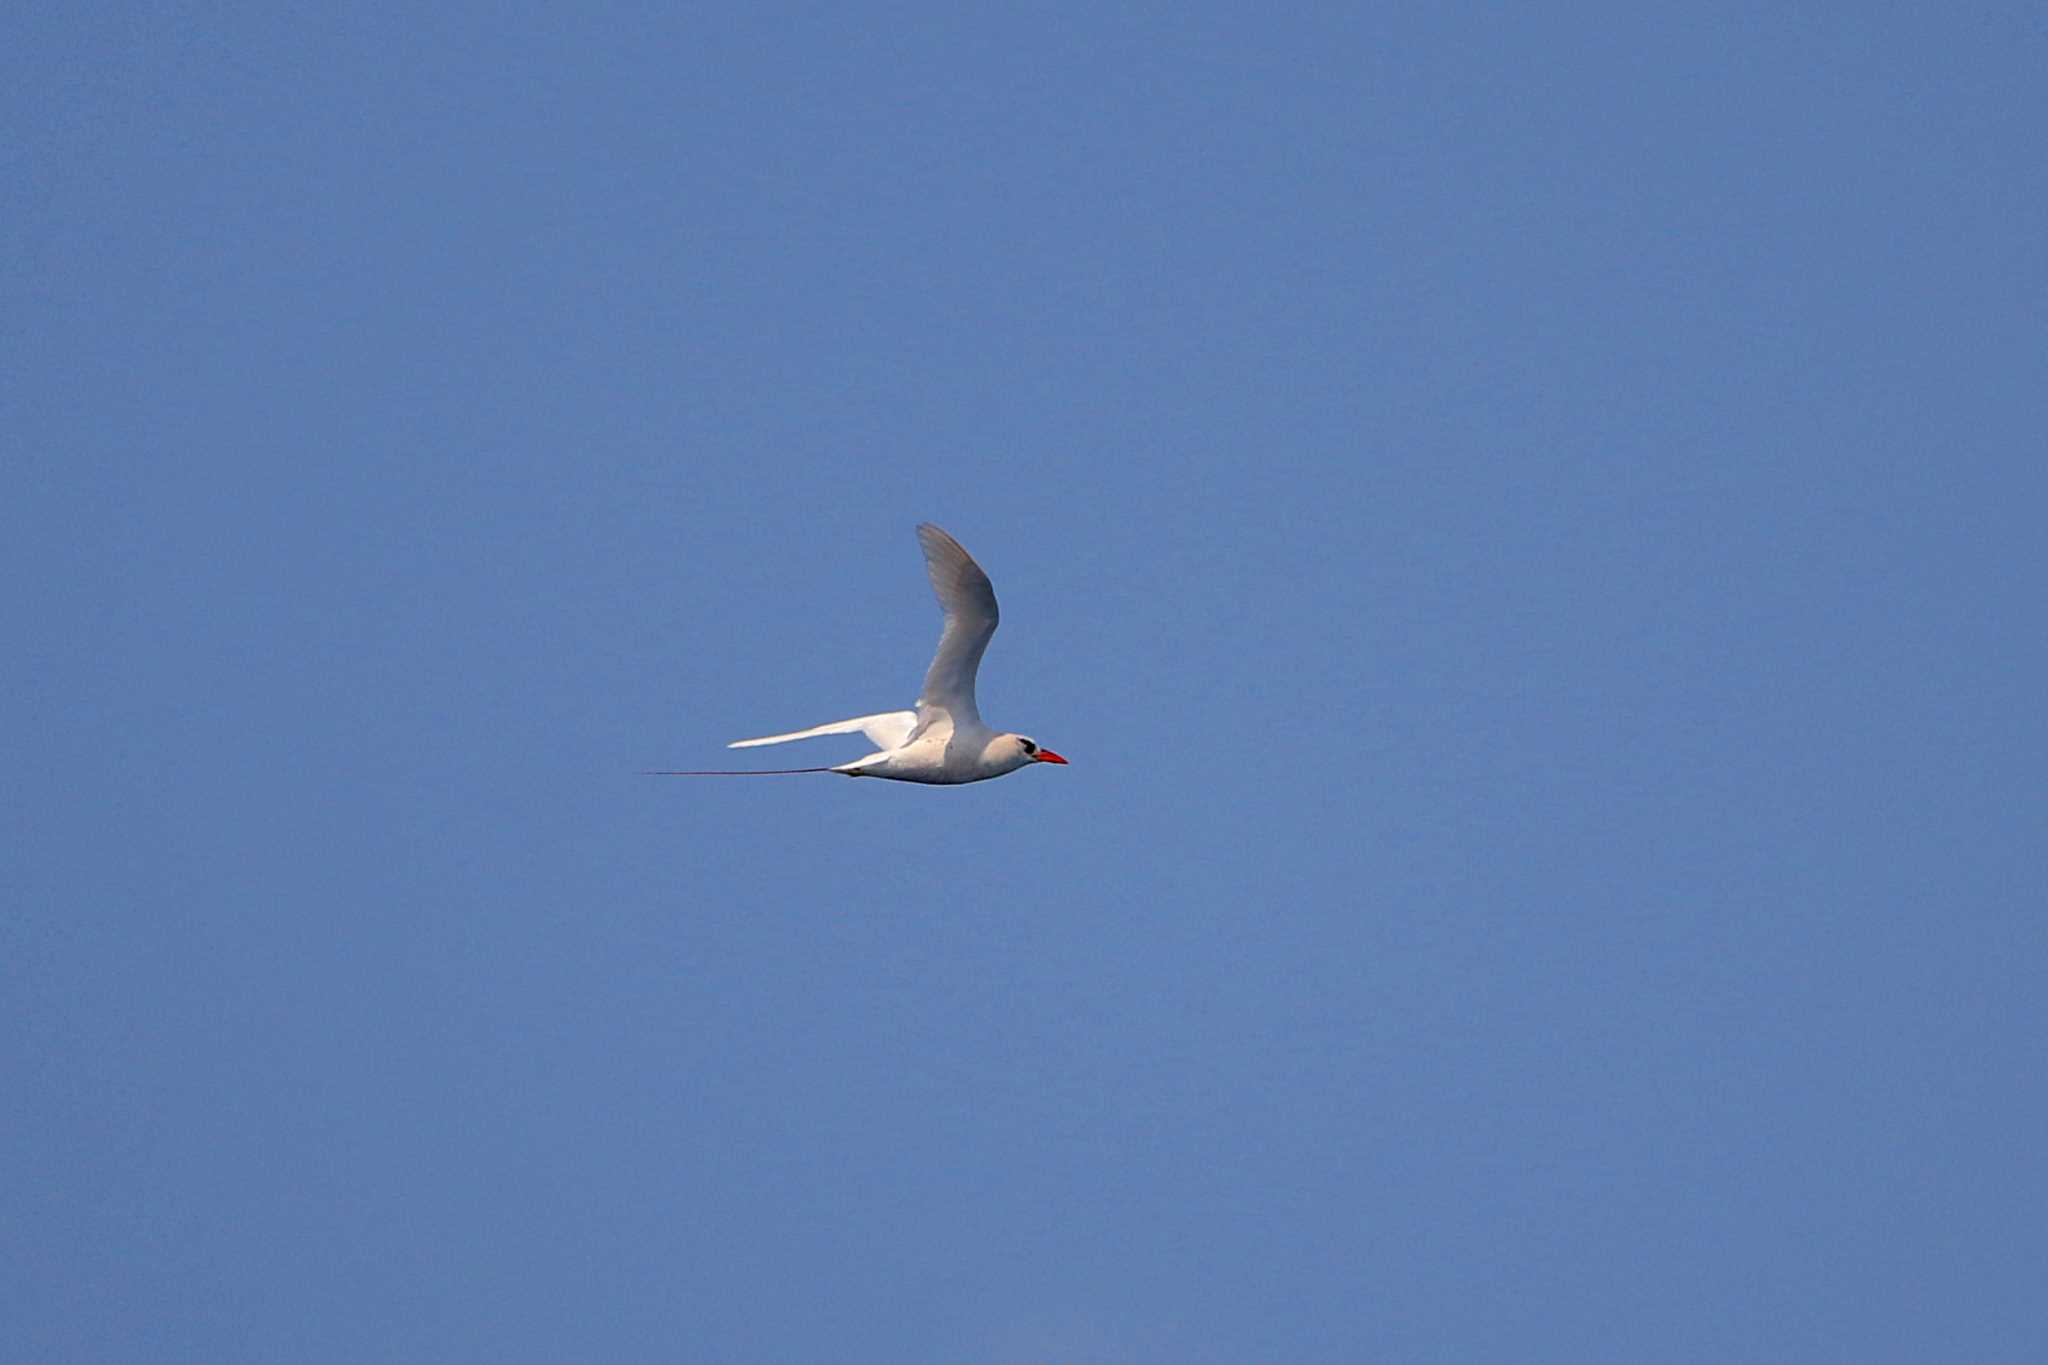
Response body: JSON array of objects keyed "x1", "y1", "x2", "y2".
[{"x1": 913, "y1": 523, "x2": 999, "y2": 730}]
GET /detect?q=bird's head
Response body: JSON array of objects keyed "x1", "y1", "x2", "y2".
[{"x1": 1004, "y1": 734, "x2": 1068, "y2": 769}]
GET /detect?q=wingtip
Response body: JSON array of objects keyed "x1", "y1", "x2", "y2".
[{"x1": 916, "y1": 522, "x2": 978, "y2": 568}]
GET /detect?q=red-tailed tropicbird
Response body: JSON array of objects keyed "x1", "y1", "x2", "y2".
[{"x1": 648, "y1": 524, "x2": 1068, "y2": 784}]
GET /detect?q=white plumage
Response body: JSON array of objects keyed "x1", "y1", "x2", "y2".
[{"x1": 651, "y1": 524, "x2": 1067, "y2": 785}]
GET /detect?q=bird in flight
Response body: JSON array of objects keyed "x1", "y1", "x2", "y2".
[{"x1": 648, "y1": 523, "x2": 1068, "y2": 785}]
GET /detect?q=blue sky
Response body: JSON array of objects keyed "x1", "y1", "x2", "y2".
[{"x1": 7, "y1": 4, "x2": 2045, "y2": 1361}]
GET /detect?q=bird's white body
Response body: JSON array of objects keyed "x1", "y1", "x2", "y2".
[
  {"x1": 827, "y1": 723, "x2": 1040, "y2": 785},
  {"x1": 660, "y1": 524, "x2": 1066, "y2": 785}
]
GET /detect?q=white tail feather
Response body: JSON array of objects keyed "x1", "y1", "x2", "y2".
[{"x1": 729, "y1": 710, "x2": 917, "y2": 751}]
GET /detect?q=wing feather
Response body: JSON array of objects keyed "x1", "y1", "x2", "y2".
[
  {"x1": 913, "y1": 524, "x2": 999, "y2": 729},
  {"x1": 729, "y1": 711, "x2": 917, "y2": 750}
]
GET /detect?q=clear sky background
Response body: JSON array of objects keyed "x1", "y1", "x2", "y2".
[{"x1": 7, "y1": 5, "x2": 2045, "y2": 1362}]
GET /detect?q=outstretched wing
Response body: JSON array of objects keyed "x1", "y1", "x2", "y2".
[
  {"x1": 913, "y1": 523, "x2": 999, "y2": 731},
  {"x1": 729, "y1": 711, "x2": 917, "y2": 751}
]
